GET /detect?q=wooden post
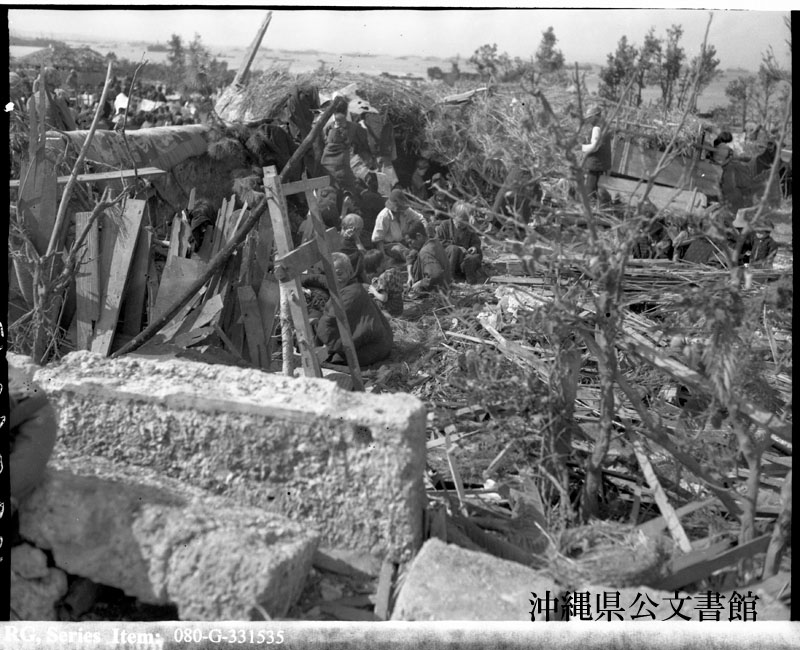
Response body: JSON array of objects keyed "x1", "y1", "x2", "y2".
[
  {"x1": 264, "y1": 166, "x2": 322, "y2": 379},
  {"x1": 304, "y1": 182, "x2": 365, "y2": 391}
]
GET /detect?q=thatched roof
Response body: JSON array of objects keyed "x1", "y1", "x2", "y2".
[
  {"x1": 14, "y1": 42, "x2": 108, "y2": 74},
  {"x1": 224, "y1": 68, "x2": 437, "y2": 152}
]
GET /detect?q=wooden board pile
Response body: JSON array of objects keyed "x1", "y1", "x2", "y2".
[{"x1": 72, "y1": 190, "x2": 279, "y2": 369}]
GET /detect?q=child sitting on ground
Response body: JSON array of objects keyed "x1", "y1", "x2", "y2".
[
  {"x1": 340, "y1": 213, "x2": 367, "y2": 283},
  {"x1": 405, "y1": 220, "x2": 452, "y2": 297},
  {"x1": 363, "y1": 249, "x2": 405, "y2": 317}
]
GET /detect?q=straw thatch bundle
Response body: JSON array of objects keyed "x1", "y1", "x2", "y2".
[
  {"x1": 234, "y1": 68, "x2": 435, "y2": 152},
  {"x1": 549, "y1": 521, "x2": 672, "y2": 589}
]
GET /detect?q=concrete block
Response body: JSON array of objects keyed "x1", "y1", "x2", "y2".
[
  {"x1": 19, "y1": 457, "x2": 319, "y2": 621},
  {"x1": 35, "y1": 351, "x2": 427, "y2": 561},
  {"x1": 391, "y1": 538, "x2": 558, "y2": 620}
]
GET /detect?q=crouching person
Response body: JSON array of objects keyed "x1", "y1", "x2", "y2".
[
  {"x1": 8, "y1": 361, "x2": 57, "y2": 518},
  {"x1": 405, "y1": 220, "x2": 452, "y2": 296},
  {"x1": 316, "y1": 253, "x2": 394, "y2": 367},
  {"x1": 436, "y1": 201, "x2": 484, "y2": 284}
]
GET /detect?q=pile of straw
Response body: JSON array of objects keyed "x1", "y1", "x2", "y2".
[
  {"x1": 548, "y1": 521, "x2": 672, "y2": 589},
  {"x1": 236, "y1": 67, "x2": 435, "y2": 152}
]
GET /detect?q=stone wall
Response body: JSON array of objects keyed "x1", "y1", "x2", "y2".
[{"x1": 34, "y1": 351, "x2": 427, "y2": 562}]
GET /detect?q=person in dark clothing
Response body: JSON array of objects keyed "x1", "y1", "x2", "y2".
[
  {"x1": 405, "y1": 220, "x2": 452, "y2": 295},
  {"x1": 315, "y1": 253, "x2": 393, "y2": 367},
  {"x1": 754, "y1": 140, "x2": 778, "y2": 176},
  {"x1": 354, "y1": 177, "x2": 386, "y2": 248},
  {"x1": 581, "y1": 104, "x2": 612, "y2": 202},
  {"x1": 435, "y1": 201, "x2": 483, "y2": 283},
  {"x1": 8, "y1": 361, "x2": 58, "y2": 517},
  {"x1": 745, "y1": 221, "x2": 779, "y2": 269},
  {"x1": 321, "y1": 105, "x2": 374, "y2": 197}
]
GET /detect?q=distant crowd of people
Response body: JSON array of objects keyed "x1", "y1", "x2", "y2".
[{"x1": 9, "y1": 66, "x2": 213, "y2": 132}]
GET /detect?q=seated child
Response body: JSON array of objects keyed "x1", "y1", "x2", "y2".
[
  {"x1": 405, "y1": 220, "x2": 452, "y2": 296},
  {"x1": 363, "y1": 249, "x2": 405, "y2": 317},
  {"x1": 340, "y1": 213, "x2": 367, "y2": 283}
]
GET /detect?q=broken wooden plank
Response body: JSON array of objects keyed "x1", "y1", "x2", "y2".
[
  {"x1": 318, "y1": 603, "x2": 380, "y2": 622},
  {"x1": 120, "y1": 220, "x2": 151, "y2": 337},
  {"x1": 610, "y1": 138, "x2": 721, "y2": 195},
  {"x1": 273, "y1": 227, "x2": 341, "y2": 282},
  {"x1": 657, "y1": 534, "x2": 771, "y2": 592},
  {"x1": 373, "y1": 560, "x2": 395, "y2": 621},
  {"x1": 238, "y1": 285, "x2": 269, "y2": 369},
  {"x1": 90, "y1": 199, "x2": 146, "y2": 356},
  {"x1": 74, "y1": 212, "x2": 101, "y2": 350},
  {"x1": 160, "y1": 291, "x2": 204, "y2": 342},
  {"x1": 638, "y1": 497, "x2": 719, "y2": 539},
  {"x1": 281, "y1": 175, "x2": 330, "y2": 197},
  {"x1": 187, "y1": 293, "x2": 225, "y2": 332},
  {"x1": 145, "y1": 252, "x2": 159, "y2": 325},
  {"x1": 600, "y1": 175, "x2": 707, "y2": 212},
  {"x1": 632, "y1": 438, "x2": 692, "y2": 553},
  {"x1": 9, "y1": 166, "x2": 167, "y2": 188},
  {"x1": 153, "y1": 256, "x2": 209, "y2": 321},
  {"x1": 305, "y1": 183, "x2": 364, "y2": 390},
  {"x1": 173, "y1": 325, "x2": 215, "y2": 349}
]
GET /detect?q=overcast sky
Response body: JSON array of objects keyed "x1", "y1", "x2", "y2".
[{"x1": 8, "y1": 4, "x2": 792, "y2": 71}]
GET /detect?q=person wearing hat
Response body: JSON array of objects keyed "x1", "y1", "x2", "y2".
[
  {"x1": 371, "y1": 188, "x2": 425, "y2": 266},
  {"x1": 581, "y1": 104, "x2": 613, "y2": 203}
]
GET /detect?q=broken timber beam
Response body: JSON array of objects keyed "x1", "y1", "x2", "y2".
[{"x1": 9, "y1": 166, "x2": 167, "y2": 188}]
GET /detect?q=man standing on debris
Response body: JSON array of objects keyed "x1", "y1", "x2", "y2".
[
  {"x1": 315, "y1": 253, "x2": 394, "y2": 367},
  {"x1": 321, "y1": 100, "x2": 375, "y2": 198},
  {"x1": 581, "y1": 104, "x2": 612, "y2": 203},
  {"x1": 436, "y1": 201, "x2": 483, "y2": 284}
]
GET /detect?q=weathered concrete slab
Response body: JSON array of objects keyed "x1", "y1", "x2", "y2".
[
  {"x1": 19, "y1": 457, "x2": 318, "y2": 621},
  {"x1": 34, "y1": 351, "x2": 427, "y2": 562},
  {"x1": 391, "y1": 538, "x2": 558, "y2": 621}
]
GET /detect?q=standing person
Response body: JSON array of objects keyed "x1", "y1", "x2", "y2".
[
  {"x1": 315, "y1": 253, "x2": 394, "y2": 367},
  {"x1": 321, "y1": 103, "x2": 374, "y2": 197},
  {"x1": 581, "y1": 104, "x2": 612, "y2": 203},
  {"x1": 435, "y1": 201, "x2": 484, "y2": 284},
  {"x1": 371, "y1": 189, "x2": 425, "y2": 265},
  {"x1": 405, "y1": 220, "x2": 452, "y2": 295}
]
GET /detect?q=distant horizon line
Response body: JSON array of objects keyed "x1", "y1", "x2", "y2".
[{"x1": 9, "y1": 29, "x2": 761, "y2": 75}]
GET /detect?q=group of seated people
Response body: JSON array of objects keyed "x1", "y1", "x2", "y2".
[
  {"x1": 300, "y1": 178, "x2": 487, "y2": 369},
  {"x1": 631, "y1": 206, "x2": 779, "y2": 269}
]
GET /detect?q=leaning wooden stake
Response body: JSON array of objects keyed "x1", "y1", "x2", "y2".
[{"x1": 110, "y1": 100, "x2": 338, "y2": 358}]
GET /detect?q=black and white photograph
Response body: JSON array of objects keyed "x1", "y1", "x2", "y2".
[{"x1": 3, "y1": 3, "x2": 794, "y2": 646}]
